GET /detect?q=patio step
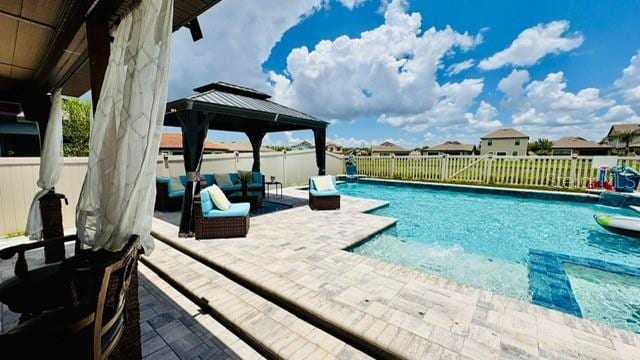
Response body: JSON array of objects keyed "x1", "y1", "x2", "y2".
[{"x1": 141, "y1": 239, "x2": 372, "y2": 359}]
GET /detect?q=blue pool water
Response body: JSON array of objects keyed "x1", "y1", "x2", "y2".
[{"x1": 339, "y1": 181, "x2": 640, "y2": 333}]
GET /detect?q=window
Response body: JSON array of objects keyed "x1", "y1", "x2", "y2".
[
  {"x1": 515, "y1": 139, "x2": 520, "y2": 146},
  {"x1": 488, "y1": 152, "x2": 494, "y2": 156},
  {"x1": 488, "y1": 140, "x2": 493, "y2": 146},
  {"x1": 512, "y1": 151, "x2": 518, "y2": 156},
  {"x1": 497, "y1": 152, "x2": 507, "y2": 156}
]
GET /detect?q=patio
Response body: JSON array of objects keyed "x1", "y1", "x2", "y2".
[{"x1": 146, "y1": 187, "x2": 640, "y2": 359}]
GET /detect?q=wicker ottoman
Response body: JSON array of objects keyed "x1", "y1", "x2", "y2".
[
  {"x1": 309, "y1": 194, "x2": 341, "y2": 210},
  {"x1": 155, "y1": 180, "x2": 183, "y2": 211}
]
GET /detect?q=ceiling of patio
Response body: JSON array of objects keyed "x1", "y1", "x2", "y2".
[{"x1": 0, "y1": 0, "x2": 222, "y2": 97}]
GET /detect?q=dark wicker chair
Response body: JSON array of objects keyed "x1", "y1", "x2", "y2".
[
  {"x1": 194, "y1": 191, "x2": 250, "y2": 239},
  {"x1": 309, "y1": 176, "x2": 341, "y2": 210},
  {"x1": 155, "y1": 177, "x2": 183, "y2": 211},
  {"x1": 0, "y1": 235, "x2": 141, "y2": 359}
]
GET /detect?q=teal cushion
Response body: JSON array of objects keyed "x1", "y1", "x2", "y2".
[
  {"x1": 310, "y1": 188, "x2": 339, "y2": 197},
  {"x1": 309, "y1": 176, "x2": 336, "y2": 191},
  {"x1": 168, "y1": 190, "x2": 184, "y2": 198},
  {"x1": 204, "y1": 203, "x2": 250, "y2": 218},
  {"x1": 229, "y1": 173, "x2": 239, "y2": 184},
  {"x1": 220, "y1": 184, "x2": 242, "y2": 192},
  {"x1": 156, "y1": 176, "x2": 169, "y2": 183},
  {"x1": 203, "y1": 174, "x2": 214, "y2": 186},
  {"x1": 251, "y1": 172, "x2": 263, "y2": 184},
  {"x1": 200, "y1": 189, "x2": 214, "y2": 213}
]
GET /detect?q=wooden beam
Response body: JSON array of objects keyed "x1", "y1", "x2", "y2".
[{"x1": 86, "y1": 1, "x2": 111, "y2": 113}]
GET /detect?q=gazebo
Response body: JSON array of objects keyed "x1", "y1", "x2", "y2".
[{"x1": 164, "y1": 81, "x2": 329, "y2": 236}]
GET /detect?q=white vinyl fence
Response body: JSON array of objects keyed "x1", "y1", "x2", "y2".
[
  {"x1": 355, "y1": 155, "x2": 640, "y2": 189},
  {"x1": 0, "y1": 149, "x2": 344, "y2": 237}
]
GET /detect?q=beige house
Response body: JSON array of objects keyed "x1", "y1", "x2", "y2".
[
  {"x1": 480, "y1": 128, "x2": 529, "y2": 156},
  {"x1": 552, "y1": 137, "x2": 612, "y2": 156},
  {"x1": 371, "y1": 141, "x2": 410, "y2": 156},
  {"x1": 426, "y1": 141, "x2": 476, "y2": 156},
  {"x1": 603, "y1": 124, "x2": 640, "y2": 153},
  {"x1": 326, "y1": 143, "x2": 342, "y2": 153}
]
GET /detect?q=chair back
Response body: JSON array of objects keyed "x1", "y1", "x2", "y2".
[{"x1": 91, "y1": 235, "x2": 140, "y2": 359}]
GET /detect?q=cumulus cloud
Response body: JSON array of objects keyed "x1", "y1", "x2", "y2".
[
  {"x1": 493, "y1": 69, "x2": 640, "y2": 140},
  {"x1": 269, "y1": 0, "x2": 484, "y2": 132},
  {"x1": 465, "y1": 101, "x2": 502, "y2": 130},
  {"x1": 615, "y1": 50, "x2": 640, "y2": 108},
  {"x1": 445, "y1": 59, "x2": 475, "y2": 76},
  {"x1": 478, "y1": 20, "x2": 583, "y2": 70},
  {"x1": 337, "y1": 0, "x2": 368, "y2": 10},
  {"x1": 168, "y1": 0, "x2": 328, "y2": 99}
]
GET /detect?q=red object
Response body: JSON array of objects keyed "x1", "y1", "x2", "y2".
[{"x1": 603, "y1": 181, "x2": 614, "y2": 190}]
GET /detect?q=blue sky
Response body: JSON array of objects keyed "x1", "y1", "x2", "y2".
[{"x1": 167, "y1": 0, "x2": 640, "y2": 149}]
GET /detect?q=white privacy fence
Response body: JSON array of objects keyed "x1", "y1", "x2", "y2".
[
  {"x1": 0, "y1": 149, "x2": 344, "y2": 237},
  {"x1": 354, "y1": 155, "x2": 640, "y2": 188}
]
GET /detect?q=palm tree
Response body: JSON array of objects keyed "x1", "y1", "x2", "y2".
[
  {"x1": 528, "y1": 138, "x2": 553, "y2": 155},
  {"x1": 606, "y1": 129, "x2": 640, "y2": 155}
]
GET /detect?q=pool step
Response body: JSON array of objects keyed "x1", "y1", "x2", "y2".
[{"x1": 141, "y1": 239, "x2": 372, "y2": 359}]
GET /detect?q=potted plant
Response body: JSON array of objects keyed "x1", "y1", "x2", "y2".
[{"x1": 238, "y1": 171, "x2": 252, "y2": 197}]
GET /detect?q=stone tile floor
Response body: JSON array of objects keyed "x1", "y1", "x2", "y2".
[
  {"x1": 0, "y1": 242, "x2": 261, "y2": 359},
  {"x1": 151, "y1": 187, "x2": 640, "y2": 359}
]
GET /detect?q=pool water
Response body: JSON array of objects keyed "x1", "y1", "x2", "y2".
[{"x1": 339, "y1": 181, "x2": 640, "y2": 333}]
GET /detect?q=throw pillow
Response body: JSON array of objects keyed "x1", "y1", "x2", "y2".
[
  {"x1": 206, "y1": 185, "x2": 231, "y2": 211},
  {"x1": 313, "y1": 176, "x2": 335, "y2": 191},
  {"x1": 214, "y1": 173, "x2": 233, "y2": 187}
]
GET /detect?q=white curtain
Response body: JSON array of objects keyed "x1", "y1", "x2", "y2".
[
  {"x1": 25, "y1": 89, "x2": 64, "y2": 240},
  {"x1": 76, "y1": 0, "x2": 173, "y2": 253}
]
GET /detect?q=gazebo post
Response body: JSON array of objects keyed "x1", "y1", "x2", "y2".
[
  {"x1": 313, "y1": 127, "x2": 327, "y2": 175},
  {"x1": 246, "y1": 130, "x2": 266, "y2": 172},
  {"x1": 177, "y1": 111, "x2": 212, "y2": 237}
]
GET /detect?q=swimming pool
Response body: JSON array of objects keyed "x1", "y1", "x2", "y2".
[{"x1": 340, "y1": 180, "x2": 640, "y2": 333}]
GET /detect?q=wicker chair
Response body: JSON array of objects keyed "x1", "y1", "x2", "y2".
[
  {"x1": 309, "y1": 175, "x2": 341, "y2": 210},
  {"x1": 194, "y1": 188, "x2": 250, "y2": 239},
  {"x1": 155, "y1": 176, "x2": 183, "y2": 211},
  {"x1": 0, "y1": 235, "x2": 141, "y2": 359}
]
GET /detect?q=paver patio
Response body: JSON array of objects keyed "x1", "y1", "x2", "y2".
[{"x1": 150, "y1": 187, "x2": 640, "y2": 359}]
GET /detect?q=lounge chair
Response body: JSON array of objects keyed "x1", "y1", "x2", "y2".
[
  {"x1": 309, "y1": 175, "x2": 340, "y2": 210},
  {"x1": 155, "y1": 176, "x2": 184, "y2": 211},
  {"x1": 194, "y1": 187, "x2": 250, "y2": 239}
]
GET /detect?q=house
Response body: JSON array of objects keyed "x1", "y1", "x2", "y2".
[
  {"x1": 603, "y1": 124, "x2": 640, "y2": 153},
  {"x1": 290, "y1": 140, "x2": 314, "y2": 151},
  {"x1": 480, "y1": 128, "x2": 529, "y2": 156},
  {"x1": 551, "y1": 137, "x2": 612, "y2": 156},
  {"x1": 426, "y1": 141, "x2": 477, "y2": 156},
  {"x1": 159, "y1": 133, "x2": 228, "y2": 156},
  {"x1": 326, "y1": 143, "x2": 342, "y2": 153},
  {"x1": 0, "y1": 104, "x2": 40, "y2": 157},
  {"x1": 371, "y1": 141, "x2": 410, "y2": 156},
  {"x1": 220, "y1": 141, "x2": 275, "y2": 153}
]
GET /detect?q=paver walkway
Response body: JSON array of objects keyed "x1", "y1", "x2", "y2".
[{"x1": 152, "y1": 188, "x2": 640, "y2": 359}]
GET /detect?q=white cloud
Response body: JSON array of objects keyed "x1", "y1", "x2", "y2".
[
  {"x1": 445, "y1": 59, "x2": 475, "y2": 76},
  {"x1": 168, "y1": 0, "x2": 328, "y2": 99},
  {"x1": 478, "y1": 20, "x2": 583, "y2": 70},
  {"x1": 337, "y1": 0, "x2": 368, "y2": 10},
  {"x1": 465, "y1": 101, "x2": 502, "y2": 130},
  {"x1": 270, "y1": 0, "x2": 484, "y2": 132},
  {"x1": 284, "y1": 131, "x2": 307, "y2": 145},
  {"x1": 495, "y1": 70, "x2": 637, "y2": 140},
  {"x1": 615, "y1": 50, "x2": 640, "y2": 108}
]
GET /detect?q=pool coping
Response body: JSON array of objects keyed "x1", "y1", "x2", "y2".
[{"x1": 358, "y1": 177, "x2": 601, "y2": 203}]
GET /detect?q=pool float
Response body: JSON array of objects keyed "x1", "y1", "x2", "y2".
[{"x1": 594, "y1": 213, "x2": 640, "y2": 238}]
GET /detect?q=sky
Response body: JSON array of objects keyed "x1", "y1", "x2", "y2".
[{"x1": 167, "y1": 0, "x2": 640, "y2": 149}]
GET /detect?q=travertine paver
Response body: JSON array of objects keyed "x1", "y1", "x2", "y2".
[
  {"x1": 152, "y1": 188, "x2": 640, "y2": 359},
  {"x1": 143, "y1": 239, "x2": 372, "y2": 359},
  {"x1": 0, "y1": 242, "x2": 263, "y2": 360}
]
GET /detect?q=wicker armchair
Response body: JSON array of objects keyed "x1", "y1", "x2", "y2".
[
  {"x1": 0, "y1": 235, "x2": 141, "y2": 359},
  {"x1": 155, "y1": 176, "x2": 183, "y2": 211},
  {"x1": 194, "y1": 189, "x2": 250, "y2": 239},
  {"x1": 309, "y1": 176, "x2": 341, "y2": 210}
]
